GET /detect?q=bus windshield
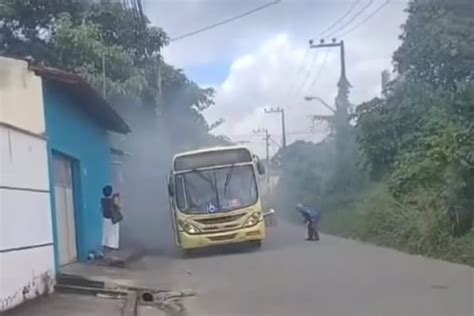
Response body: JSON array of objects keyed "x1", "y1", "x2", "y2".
[{"x1": 175, "y1": 164, "x2": 258, "y2": 214}]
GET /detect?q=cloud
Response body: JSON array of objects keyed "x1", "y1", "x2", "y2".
[
  {"x1": 203, "y1": 33, "x2": 332, "y2": 156},
  {"x1": 146, "y1": 0, "x2": 409, "y2": 156}
]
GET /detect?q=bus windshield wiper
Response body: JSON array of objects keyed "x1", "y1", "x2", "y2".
[
  {"x1": 223, "y1": 164, "x2": 236, "y2": 195},
  {"x1": 192, "y1": 168, "x2": 220, "y2": 211}
]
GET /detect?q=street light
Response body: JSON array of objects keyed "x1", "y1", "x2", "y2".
[{"x1": 304, "y1": 96, "x2": 335, "y2": 113}]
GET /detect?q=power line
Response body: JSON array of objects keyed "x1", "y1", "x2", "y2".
[
  {"x1": 337, "y1": 0, "x2": 391, "y2": 38},
  {"x1": 304, "y1": 50, "x2": 329, "y2": 96},
  {"x1": 170, "y1": 0, "x2": 281, "y2": 42},
  {"x1": 316, "y1": 0, "x2": 362, "y2": 39},
  {"x1": 293, "y1": 52, "x2": 319, "y2": 101},
  {"x1": 228, "y1": 131, "x2": 319, "y2": 138},
  {"x1": 285, "y1": 48, "x2": 310, "y2": 104},
  {"x1": 326, "y1": 0, "x2": 376, "y2": 39},
  {"x1": 289, "y1": 1, "x2": 360, "y2": 106}
]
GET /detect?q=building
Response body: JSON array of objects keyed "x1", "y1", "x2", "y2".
[{"x1": 0, "y1": 57, "x2": 130, "y2": 311}]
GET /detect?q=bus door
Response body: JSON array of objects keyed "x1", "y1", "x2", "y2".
[{"x1": 167, "y1": 174, "x2": 181, "y2": 246}]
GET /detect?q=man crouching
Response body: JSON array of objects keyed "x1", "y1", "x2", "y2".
[{"x1": 296, "y1": 203, "x2": 321, "y2": 241}]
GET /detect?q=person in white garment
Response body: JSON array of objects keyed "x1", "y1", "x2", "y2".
[{"x1": 101, "y1": 185, "x2": 121, "y2": 252}]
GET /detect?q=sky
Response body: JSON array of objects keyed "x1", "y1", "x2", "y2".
[{"x1": 144, "y1": 0, "x2": 409, "y2": 157}]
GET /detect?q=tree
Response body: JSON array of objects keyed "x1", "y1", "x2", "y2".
[
  {"x1": 0, "y1": 0, "x2": 87, "y2": 61},
  {"x1": 393, "y1": 0, "x2": 474, "y2": 88},
  {"x1": 355, "y1": 0, "x2": 474, "y2": 235},
  {"x1": 0, "y1": 0, "x2": 223, "y2": 148}
]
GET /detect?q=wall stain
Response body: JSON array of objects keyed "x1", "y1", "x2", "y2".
[{"x1": 0, "y1": 270, "x2": 54, "y2": 312}]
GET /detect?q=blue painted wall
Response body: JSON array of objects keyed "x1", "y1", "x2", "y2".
[{"x1": 43, "y1": 81, "x2": 112, "y2": 264}]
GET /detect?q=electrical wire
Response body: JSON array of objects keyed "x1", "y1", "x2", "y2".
[
  {"x1": 170, "y1": 0, "x2": 281, "y2": 42},
  {"x1": 315, "y1": 0, "x2": 362, "y2": 39},
  {"x1": 303, "y1": 50, "x2": 329, "y2": 97},
  {"x1": 292, "y1": 52, "x2": 319, "y2": 103},
  {"x1": 285, "y1": 48, "x2": 310, "y2": 104},
  {"x1": 326, "y1": 0, "x2": 376, "y2": 39},
  {"x1": 288, "y1": 1, "x2": 361, "y2": 107},
  {"x1": 229, "y1": 131, "x2": 319, "y2": 138},
  {"x1": 336, "y1": 0, "x2": 391, "y2": 38}
]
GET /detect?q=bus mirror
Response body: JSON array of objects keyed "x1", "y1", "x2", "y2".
[
  {"x1": 168, "y1": 180, "x2": 175, "y2": 196},
  {"x1": 257, "y1": 160, "x2": 266, "y2": 175}
]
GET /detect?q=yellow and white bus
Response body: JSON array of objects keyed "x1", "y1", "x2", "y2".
[{"x1": 167, "y1": 146, "x2": 267, "y2": 252}]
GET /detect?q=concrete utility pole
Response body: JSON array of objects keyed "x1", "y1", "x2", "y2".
[
  {"x1": 309, "y1": 38, "x2": 352, "y2": 189},
  {"x1": 102, "y1": 53, "x2": 106, "y2": 98},
  {"x1": 253, "y1": 128, "x2": 270, "y2": 163},
  {"x1": 264, "y1": 107, "x2": 286, "y2": 148},
  {"x1": 253, "y1": 128, "x2": 271, "y2": 186}
]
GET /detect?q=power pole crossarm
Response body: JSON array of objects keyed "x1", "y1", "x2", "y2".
[{"x1": 309, "y1": 39, "x2": 350, "y2": 86}]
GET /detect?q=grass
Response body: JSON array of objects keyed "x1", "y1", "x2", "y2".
[{"x1": 319, "y1": 186, "x2": 474, "y2": 267}]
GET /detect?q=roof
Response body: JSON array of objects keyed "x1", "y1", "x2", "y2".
[
  {"x1": 29, "y1": 65, "x2": 131, "y2": 134},
  {"x1": 173, "y1": 145, "x2": 250, "y2": 159}
]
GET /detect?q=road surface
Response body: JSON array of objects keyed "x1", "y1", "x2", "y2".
[{"x1": 7, "y1": 220, "x2": 474, "y2": 315}]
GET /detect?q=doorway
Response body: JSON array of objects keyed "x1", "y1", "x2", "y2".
[{"x1": 52, "y1": 154, "x2": 78, "y2": 266}]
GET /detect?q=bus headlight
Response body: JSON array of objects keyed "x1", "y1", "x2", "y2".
[
  {"x1": 179, "y1": 220, "x2": 200, "y2": 234},
  {"x1": 244, "y1": 213, "x2": 262, "y2": 228}
]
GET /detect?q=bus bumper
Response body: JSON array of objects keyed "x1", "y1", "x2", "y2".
[{"x1": 179, "y1": 221, "x2": 266, "y2": 250}]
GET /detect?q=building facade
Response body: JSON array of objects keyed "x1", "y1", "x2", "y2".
[
  {"x1": 0, "y1": 57, "x2": 55, "y2": 311},
  {"x1": 0, "y1": 57, "x2": 130, "y2": 311}
]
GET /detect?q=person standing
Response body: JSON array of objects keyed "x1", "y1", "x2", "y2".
[
  {"x1": 101, "y1": 185, "x2": 122, "y2": 252},
  {"x1": 296, "y1": 203, "x2": 321, "y2": 241}
]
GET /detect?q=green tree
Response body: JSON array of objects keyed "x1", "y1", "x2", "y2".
[
  {"x1": 393, "y1": 0, "x2": 474, "y2": 88},
  {"x1": 355, "y1": 0, "x2": 474, "y2": 236},
  {"x1": 0, "y1": 0, "x2": 223, "y2": 147}
]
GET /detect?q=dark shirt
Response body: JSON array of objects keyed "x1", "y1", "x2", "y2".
[
  {"x1": 101, "y1": 197, "x2": 114, "y2": 219},
  {"x1": 299, "y1": 207, "x2": 321, "y2": 223}
]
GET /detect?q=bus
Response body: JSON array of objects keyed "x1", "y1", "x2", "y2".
[{"x1": 167, "y1": 146, "x2": 267, "y2": 252}]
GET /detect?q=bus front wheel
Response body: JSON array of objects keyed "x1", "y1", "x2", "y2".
[
  {"x1": 249, "y1": 240, "x2": 262, "y2": 249},
  {"x1": 181, "y1": 249, "x2": 195, "y2": 258}
]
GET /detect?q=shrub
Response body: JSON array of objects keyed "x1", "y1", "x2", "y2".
[{"x1": 364, "y1": 187, "x2": 473, "y2": 265}]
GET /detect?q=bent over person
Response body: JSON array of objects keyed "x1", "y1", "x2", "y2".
[{"x1": 296, "y1": 203, "x2": 321, "y2": 241}]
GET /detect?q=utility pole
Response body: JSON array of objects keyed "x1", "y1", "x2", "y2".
[
  {"x1": 155, "y1": 52, "x2": 163, "y2": 117},
  {"x1": 102, "y1": 52, "x2": 106, "y2": 98},
  {"x1": 309, "y1": 37, "x2": 352, "y2": 190},
  {"x1": 253, "y1": 128, "x2": 271, "y2": 186},
  {"x1": 309, "y1": 38, "x2": 351, "y2": 113},
  {"x1": 253, "y1": 128, "x2": 270, "y2": 163},
  {"x1": 264, "y1": 107, "x2": 286, "y2": 148}
]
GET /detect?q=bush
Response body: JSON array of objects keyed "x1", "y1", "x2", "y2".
[
  {"x1": 363, "y1": 187, "x2": 473, "y2": 265},
  {"x1": 319, "y1": 184, "x2": 473, "y2": 266}
]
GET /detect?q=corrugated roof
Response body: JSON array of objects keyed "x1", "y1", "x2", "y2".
[{"x1": 29, "y1": 65, "x2": 131, "y2": 134}]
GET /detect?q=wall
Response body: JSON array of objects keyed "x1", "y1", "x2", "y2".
[
  {"x1": 0, "y1": 58, "x2": 55, "y2": 312},
  {"x1": 0, "y1": 57, "x2": 45, "y2": 134},
  {"x1": 43, "y1": 81, "x2": 112, "y2": 262}
]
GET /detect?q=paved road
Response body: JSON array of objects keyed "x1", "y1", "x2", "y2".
[{"x1": 7, "y1": 220, "x2": 474, "y2": 315}]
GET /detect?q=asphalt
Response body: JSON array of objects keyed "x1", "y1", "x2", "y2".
[{"x1": 5, "y1": 220, "x2": 474, "y2": 316}]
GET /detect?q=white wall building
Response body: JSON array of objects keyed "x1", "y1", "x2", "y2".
[{"x1": 0, "y1": 57, "x2": 55, "y2": 312}]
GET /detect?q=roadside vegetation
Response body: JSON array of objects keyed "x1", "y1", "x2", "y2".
[{"x1": 273, "y1": 0, "x2": 474, "y2": 266}]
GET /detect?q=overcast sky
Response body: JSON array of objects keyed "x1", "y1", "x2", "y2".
[{"x1": 144, "y1": 0, "x2": 408, "y2": 156}]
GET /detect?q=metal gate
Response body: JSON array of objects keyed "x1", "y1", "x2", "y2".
[{"x1": 53, "y1": 154, "x2": 78, "y2": 265}]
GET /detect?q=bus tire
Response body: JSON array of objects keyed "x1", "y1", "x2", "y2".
[
  {"x1": 181, "y1": 249, "x2": 194, "y2": 258},
  {"x1": 249, "y1": 240, "x2": 262, "y2": 249}
]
